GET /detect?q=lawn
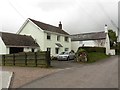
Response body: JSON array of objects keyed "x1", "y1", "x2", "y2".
[{"x1": 87, "y1": 52, "x2": 110, "y2": 63}]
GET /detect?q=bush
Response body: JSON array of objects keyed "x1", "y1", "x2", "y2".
[{"x1": 75, "y1": 48, "x2": 88, "y2": 62}]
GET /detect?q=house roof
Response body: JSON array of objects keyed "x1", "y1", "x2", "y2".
[
  {"x1": 29, "y1": 18, "x2": 69, "y2": 35},
  {"x1": 0, "y1": 32, "x2": 39, "y2": 47},
  {"x1": 70, "y1": 31, "x2": 106, "y2": 41}
]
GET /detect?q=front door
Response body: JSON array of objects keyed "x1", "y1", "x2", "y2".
[{"x1": 55, "y1": 48, "x2": 59, "y2": 54}]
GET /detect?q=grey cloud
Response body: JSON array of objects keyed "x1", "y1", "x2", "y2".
[{"x1": 35, "y1": 0, "x2": 75, "y2": 11}]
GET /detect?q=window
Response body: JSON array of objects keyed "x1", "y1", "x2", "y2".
[
  {"x1": 65, "y1": 37, "x2": 69, "y2": 42},
  {"x1": 32, "y1": 48, "x2": 34, "y2": 52},
  {"x1": 57, "y1": 35, "x2": 60, "y2": 41},
  {"x1": 55, "y1": 48, "x2": 59, "y2": 54},
  {"x1": 47, "y1": 33, "x2": 51, "y2": 40},
  {"x1": 65, "y1": 48, "x2": 69, "y2": 52},
  {"x1": 47, "y1": 48, "x2": 51, "y2": 53}
]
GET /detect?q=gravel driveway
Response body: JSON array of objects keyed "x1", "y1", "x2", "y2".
[{"x1": 2, "y1": 66, "x2": 60, "y2": 88}]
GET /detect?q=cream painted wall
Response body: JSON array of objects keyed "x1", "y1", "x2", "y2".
[
  {"x1": 0, "y1": 37, "x2": 9, "y2": 55},
  {"x1": 44, "y1": 32, "x2": 71, "y2": 56},
  {"x1": 71, "y1": 41, "x2": 79, "y2": 52},
  {"x1": 24, "y1": 48, "x2": 31, "y2": 52},
  {"x1": 71, "y1": 39, "x2": 106, "y2": 52},
  {"x1": 19, "y1": 20, "x2": 44, "y2": 51},
  {"x1": 82, "y1": 40, "x2": 105, "y2": 47},
  {"x1": 24, "y1": 48, "x2": 38, "y2": 52}
]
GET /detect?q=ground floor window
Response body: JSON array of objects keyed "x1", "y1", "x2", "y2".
[
  {"x1": 65, "y1": 48, "x2": 69, "y2": 52},
  {"x1": 47, "y1": 48, "x2": 51, "y2": 53},
  {"x1": 55, "y1": 48, "x2": 59, "y2": 54}
]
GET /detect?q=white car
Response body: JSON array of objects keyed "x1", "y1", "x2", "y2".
[{"x1": 57, "y1": 51, "x2": 75, "y2": 61}]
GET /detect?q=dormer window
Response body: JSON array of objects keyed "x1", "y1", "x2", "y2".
[{"x1": 47, "y1": 33, "x2": 51, "y2": 40}]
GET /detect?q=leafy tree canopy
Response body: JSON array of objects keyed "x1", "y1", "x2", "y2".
[{"x1": 108, "y1": 29, "x2": 117, "y2": 47}]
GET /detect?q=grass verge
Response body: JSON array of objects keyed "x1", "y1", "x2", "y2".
[{"x1": 87, "y1": 52, "x2": 110, "y2": 63}]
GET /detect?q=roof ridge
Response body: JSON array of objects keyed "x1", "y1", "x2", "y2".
[
  {"x1": 71, "y1": 31, "x2": 105, "y2": 36},
  {"x1": 1, "y1": 31, "x2": 31, "y2": 37},
  {"x1": 29, "y1": 18, "x2": 62, "y2": 30}
]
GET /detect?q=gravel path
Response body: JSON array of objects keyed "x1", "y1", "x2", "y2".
[{"x1": 2, "y1": 66, "x2": 60, "y2": 88}]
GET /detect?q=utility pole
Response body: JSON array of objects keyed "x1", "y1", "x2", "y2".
[{"x1": 118, "y1": 1, "x2": 120, "y2": 43}]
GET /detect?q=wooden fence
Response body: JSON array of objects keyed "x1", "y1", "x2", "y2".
[{"x1": 1, "y1": 51, "x2": 51, "y2": 67}]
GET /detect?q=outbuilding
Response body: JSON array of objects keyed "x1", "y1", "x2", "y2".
[{"x1": 0, "y1": 32, "x2": 39, "y2": 54}]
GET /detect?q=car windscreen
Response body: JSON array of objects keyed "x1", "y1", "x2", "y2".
[
  {"x1": 59, "y1": 52, "x2": 65, "y2": 55},
  {"x1": 64, "y1": 52, "x2": 69, "y2": 55}
]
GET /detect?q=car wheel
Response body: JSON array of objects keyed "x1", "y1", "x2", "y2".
[{"x1": 67, "y1": 57, "x2": 70, "y2": 61}]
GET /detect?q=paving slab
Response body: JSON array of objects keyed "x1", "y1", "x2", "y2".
[{"x1": 0, "y1": 71, "x2": 13, "y2": 89}]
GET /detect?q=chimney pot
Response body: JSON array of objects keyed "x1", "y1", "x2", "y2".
[
  {"x1": 104, "y1": 24, "x2": 108, "y2": 33},
  {"x1": 59, "y1": 21, "x2": 62, "y2": 29},
  {"x1": 105, "y1": 24, "x2": 107, "y2": 26}
]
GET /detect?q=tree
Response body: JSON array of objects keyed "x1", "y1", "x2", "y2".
[{"x1": 108, "y1": 29, "x2": 117, "y2": 47}]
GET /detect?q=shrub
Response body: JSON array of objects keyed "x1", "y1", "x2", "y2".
[{"x1": 75, "y1": 48, "x2": 88, "y2": 62}]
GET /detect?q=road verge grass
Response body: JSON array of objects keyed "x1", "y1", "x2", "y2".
[{"x1": 87, "y1": 52, "x2": 110, "y2": 63}]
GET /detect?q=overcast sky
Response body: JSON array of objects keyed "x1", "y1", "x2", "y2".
[{"x1": 1, "y1": 0, "x2": 119, "y2": 37}]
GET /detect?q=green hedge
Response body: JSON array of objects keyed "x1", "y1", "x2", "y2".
[
  {"x1": 77, "y1": 47, "x2": 106, "y2": 53},
  {"x1": 87, "y1": 52, "x2": 110, "y2": 63}
]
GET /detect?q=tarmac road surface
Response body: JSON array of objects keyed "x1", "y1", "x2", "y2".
[{"x1": 21, "y1": 56, "x2": 118, "y2": 88}]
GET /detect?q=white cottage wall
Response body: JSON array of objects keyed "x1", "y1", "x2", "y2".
[
  {"x1": 44, "y1": 32, "x2": 71, "y2": 56},
  {"x1": 18, "y1": 20, "x2": 44, "y2": 51},
  {"x1": 0, "y1": 37, "x2": 9, "y2": 55}
]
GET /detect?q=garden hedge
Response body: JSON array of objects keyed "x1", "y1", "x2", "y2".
[{"x1": 77, "y1": 47, "x2": 106, "y2": 53}]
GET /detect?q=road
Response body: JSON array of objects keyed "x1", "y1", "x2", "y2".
[{"x1": 21, "y1": 56, "x2": 118, "y2": 88}]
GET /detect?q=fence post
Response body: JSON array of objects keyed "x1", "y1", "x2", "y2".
[
  {"x1": 35, "y1": 52, "x2": 37, "y2": 67},
  {"x1": 13, "y1": 54, "x2": 15, "y2": 66},
  {"x1": 46, "y1": 51, "x2": 51, "y2": 67},
  {"x1": 2, "y1": 55, "x2": 5, "y2": 66},
  {"x1": 25, "y1": 53, "x2": 27, "y2": 66}
]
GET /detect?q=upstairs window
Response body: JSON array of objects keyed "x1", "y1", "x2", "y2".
[
  {"x1": 47, "y1": 33, "x2": 51, "y2": 40},
  {"x1": 65, "y1": 36, "x2": 69, "y2": 42},
  {"x1": 57, "y1": 35, "x2": 60, "y2": 41}
]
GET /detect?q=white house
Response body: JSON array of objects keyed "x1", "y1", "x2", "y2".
[
  {"x1": 70, "y1": 25, "x2": 115, "y2": 55},
  {"x1": 17, "y1": 18, "x2": 71, "y2": 56},
  {"x1": 0, "y1": 32, "x2": 39, "y2": 55}
]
